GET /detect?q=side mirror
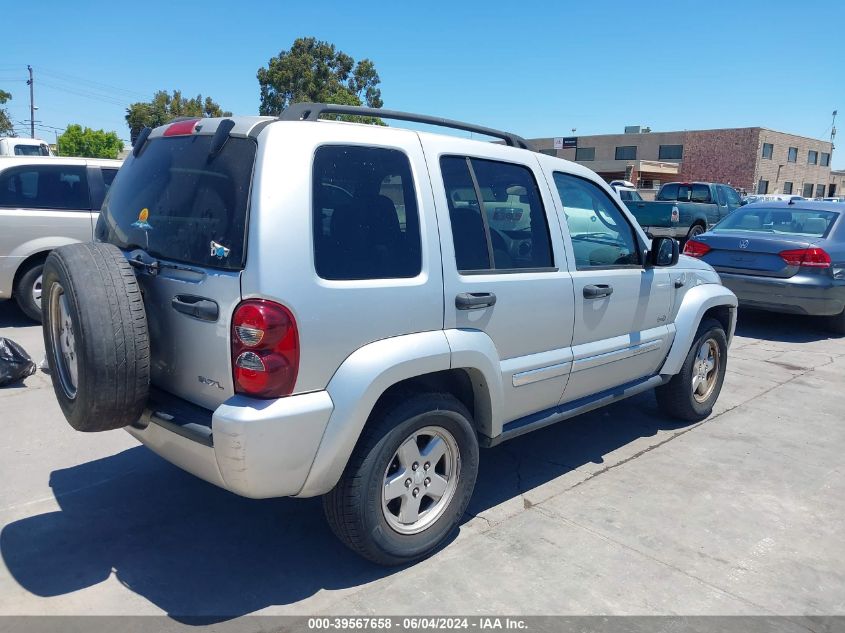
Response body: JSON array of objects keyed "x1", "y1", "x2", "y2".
[{"x1": 647, "y1": 236, "x2": 680, "y2": 267}]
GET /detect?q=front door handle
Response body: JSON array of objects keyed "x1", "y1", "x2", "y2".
[
  {"x1": 171, "y1": 295, "x2": 219, "y2": 321},
  {"x1": 583, "y1": 284, "x2": 613, "y2": 299},
  {"x1": 456, "y1": 292, "x2": 497, "y2": 310}
]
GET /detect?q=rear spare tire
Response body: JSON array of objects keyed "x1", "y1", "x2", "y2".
[{"x1": 42, "y1": 242, "x2": 150, "y2": 432}]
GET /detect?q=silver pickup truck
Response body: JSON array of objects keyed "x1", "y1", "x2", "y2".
[{"x1": 40, "y1": 104, "x2": 737, "y2": 565}]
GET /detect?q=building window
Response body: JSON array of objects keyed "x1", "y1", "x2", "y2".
[
  {"x1": 615, "y1": 145, "x2": 637, "y2": 160},
  {"x1": 808, "y1": 150, "x2": 818, "y2": 165},
  {"x1": 816, "y1": 184, "x2": 825, "y2": 197},
  {"x1": 761, "y1": 143, "x2": 774, "y2": 159},
  {"x1": 787, "y1": 147, "x2": 798, "y2": 163},
  {"x1": 757, "y1": 179, "x2": 769, "y2": 194},
  {"x1": 802, "y1": 183, "x2": 814, "y2": 197},
  {"x1": 575, "y1": 147, "x2": 595, "y2": 161},
  {"x1": 821, "y1": 152, "x2": 830, "y2": 167},
  {"x1": 783, "y1": 182, "x2": 793, "y2": 195},
  {"x1": 658, "y1": 144, "x2": 683, "y2": 160}
]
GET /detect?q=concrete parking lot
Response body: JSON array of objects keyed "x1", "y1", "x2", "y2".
[{"x1": 0, "y1": 298, "x2": 843, "y2": 621}]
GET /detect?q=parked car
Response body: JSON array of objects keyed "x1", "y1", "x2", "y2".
[
  {"x1": 684, "y1": 201, "x2": 845, "y2": 332},
  {"x1": 40, "y1": 104, "x2": 737, "y2": 565},
  {"x1": 0, "y1": 137, "x2": 53, "y2": 156},
  {"x1": 822, "y1": 197, "x2": 844, "y2": 203},
  {"x1": 744, "y1": 193, "x2": 806, "y2": 204},
  {"x1": 628, "y1": 181, "x2": 744, "y2": 241},
  {"x1": 611, "y1": 184, "x2": 644, "y2": 204},
  {"x1": 0, "y1": 156, "x2": 122, "y2": 320}
]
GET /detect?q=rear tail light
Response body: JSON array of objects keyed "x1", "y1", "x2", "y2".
[
  {"x1": 231, "y1": 299, "x2": 299, "y2": 398},
  {"x1": 670, "y1": 206, "x2": 680, "y2": 223},
  {"x1": 683, "y1": 239, "x2": 711, "y2": 258},
  {"x1": 779, "y1": 247, "x2": 831, "y2": 268}
]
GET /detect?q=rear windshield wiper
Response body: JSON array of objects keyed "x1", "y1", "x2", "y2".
[{"x1": 125, "y1": 247, "x2": 195, "y2": 276}]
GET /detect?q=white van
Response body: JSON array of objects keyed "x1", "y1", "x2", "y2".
[{"x1": 0, "y1": 137, "x2": 53, "y2": 157}]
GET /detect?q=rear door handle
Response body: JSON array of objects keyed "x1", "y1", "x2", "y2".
[
  {"x1": 171, "y1": 295, "x2": 219, "y2": 321},
  {"x1": 583, "y1": 284, "x2": 613, "y2": 299},
  {"x1": 456, "y1": 292, "x2": 497, "y2": 310}
]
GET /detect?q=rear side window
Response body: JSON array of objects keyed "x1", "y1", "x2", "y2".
[
  {"x1": 657, "y1": 183, "x2": 712, "y2": 203},
  {"x1": 313, "y1": 145, "x2": 421, "y2": 280},
  {"x1": 0, "y1": 165, "x2": 90, "y2": 210},
  {"x1": 98, "y1": 136, "x2": 255, "y2": 271},
  {"x1": 441, "y1": 156, "x2": 553, "y2": 272}
]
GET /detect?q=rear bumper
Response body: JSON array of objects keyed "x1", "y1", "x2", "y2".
[
  {"x1": 126, "y1": 387, "x2": 334, "y2": 499},
  {"x1": 718, "y1": 271, "x2": 845, "y2": 316}
]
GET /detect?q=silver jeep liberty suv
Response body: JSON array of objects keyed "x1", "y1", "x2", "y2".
[{"x1": 42, "y1": 103, "x2": 737, "y2": 565}]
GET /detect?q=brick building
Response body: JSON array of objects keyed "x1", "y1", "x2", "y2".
[
  {"x1": 830, "y1": 170, "x2": 845, "y2": 198},
  {"x1": 530, "y1": 127, "x2": 834, "y2": 198}
]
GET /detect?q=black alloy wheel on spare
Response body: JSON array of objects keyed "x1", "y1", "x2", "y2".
[{"x1": 41, "y1": 242, "x2": 150, "y2": 432}]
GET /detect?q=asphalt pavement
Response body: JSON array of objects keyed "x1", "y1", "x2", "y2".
[{"x1": 1, "y1": 299, "x2": 843, "y2": 622}]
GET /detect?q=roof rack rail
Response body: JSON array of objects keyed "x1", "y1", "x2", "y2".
[{"x1": 279, "y1": 102, "x2": 530, "y2": 149}]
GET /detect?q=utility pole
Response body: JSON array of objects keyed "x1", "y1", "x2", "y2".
[{"x1": 26, "y1": 65, "x2": 34, "y2": 138}]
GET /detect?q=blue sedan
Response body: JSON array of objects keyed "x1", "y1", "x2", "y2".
[{"x1": 683, "y1": 201, "x2": 845, "y2": 333}]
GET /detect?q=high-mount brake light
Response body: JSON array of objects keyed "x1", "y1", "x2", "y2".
[
  {"x1": 231, "y1": 300, "x2": 299, "y2": 398},
  {"x1": 779, "y1": 247, "x2": 831, "y2": 268},
  {"x1": 163, "y1": 119, "x2": 201, "y2": 137},
  {"x1": 683, "y1": 239, "x2": 711, "y2": 258}
]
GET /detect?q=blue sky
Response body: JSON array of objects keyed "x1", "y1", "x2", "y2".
[{"x1": 2, "y1": 0, "x2": 843, "y2": 167}]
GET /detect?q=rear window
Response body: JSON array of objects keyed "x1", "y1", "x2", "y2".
[
  {"x1": 98, "y1": 135, "x2": 255, "y2": 271},
  {"x1": 657, "y1": 183, "x2": 711, "y2": 203},
  {"x1": 14, "y1": 144, "x2": 50, "y2": 156},
  {"x1": 713, "y1": 207, "x2": 839, "y2": 238}
]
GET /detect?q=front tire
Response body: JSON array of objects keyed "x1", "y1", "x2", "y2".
[
  {"x1": 656, "y1": 318, "x2": 728, "y2": 421},
  {"x1": 323, "y1": 392, "x2": 479, "y2": 566}
]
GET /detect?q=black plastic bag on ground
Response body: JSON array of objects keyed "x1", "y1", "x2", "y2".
[{"x1": 0, "y1": 338, "x2": 37, "y2": 386}]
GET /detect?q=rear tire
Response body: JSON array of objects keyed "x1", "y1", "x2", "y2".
[
  {"x1": 686, "y1": 224, "x2": 706, "y2": 240},
  {"x1": 42, "y1": 242, "x2": 150, "y2": 432},
  {"x1": 14, "y1": 260, "x2": 45, "y2": 323},
  {"x1": 656, "y1": 318, "x2": 727, "y2": 422},
  {"x1": 323, "y1": 392, "x2": 479, "y2": 566}
]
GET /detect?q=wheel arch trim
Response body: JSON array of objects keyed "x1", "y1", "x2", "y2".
[{"x1": 659, "y1": 284, "x2": 737, "y2": 377}]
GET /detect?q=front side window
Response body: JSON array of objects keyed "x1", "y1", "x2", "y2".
[
  {"x1": 441, "y1": 156, "x2": 553, "y2": 272},
  {"x1": 313, "y1": 145, "x2": 421, "y2": 280},
  {"x1": 761, "y1": 143, "x2": 774, "y2": 159},
  {"x1": 658, "y1": 144, "x2": 683, "y2": 160},
  {"x1": 717, "y1": 186, "x2": 727, "y2": 205},
  {"x1": 553, "y1": 172, "x2": 640, "y2": 269},
  {"x1": 615, "y1": 145, "x2": 637, "y2": 160},
  {"x1": 0, "y1": 165, "x2": 90, "y2": 210},
  {"x1": 724, "y1": 187, "x2": 742, "y2": 206},
  {"x1": 787, "y1": 147, "x2": 798, "y2": 163},
  {"x1": 808, "y1": 150, "x2": 818, "y2": 165}
]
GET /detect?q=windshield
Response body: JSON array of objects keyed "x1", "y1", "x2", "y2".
[
  {"x1": 97, "y1": 135, "x2": 256, "y2": 270},
  {"x1": 657, "y1": 183, "x2": 711, "y2": 203},
  {"x1": 713, "y1": 207, "x2": 838, "y2": 238}
]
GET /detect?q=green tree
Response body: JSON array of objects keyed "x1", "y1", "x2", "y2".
[
  {"x1": 0, "y1": 90, "x2": 14, "y2": 137},
  {"x1": 257, "y1": 37, "x2": 383, "y2": 121},
  {"x1": 57, "y1": 124, "x2": 124, "y2": 159},
  {"x1": 125, "y1": 90, "x2": 231, "y2": 143}
]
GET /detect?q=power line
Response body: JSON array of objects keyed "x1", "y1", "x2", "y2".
[
  {"x1": 38, "y1": 67, "x2": 147, "y2": 100},
  {"x1": 38, "y1": 80, "x2": 129, "y2": 107}
]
